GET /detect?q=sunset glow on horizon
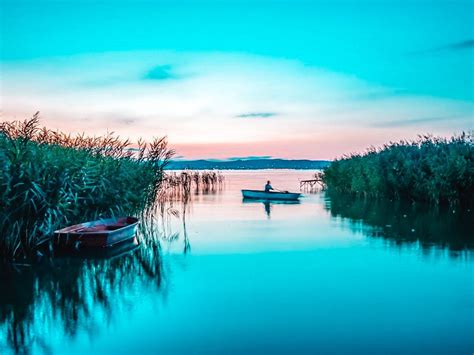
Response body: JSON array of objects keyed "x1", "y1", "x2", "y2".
[{"x1": 1, "y1": 0, "x2": 473, "y2": 160}]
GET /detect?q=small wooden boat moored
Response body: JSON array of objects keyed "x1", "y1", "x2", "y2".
[
  {"x1": 54, "y1": 217, "x2": 139, "y2": 248},
  {"x1": 241, "y1": 189, "x2": 301, "y2": 201}
]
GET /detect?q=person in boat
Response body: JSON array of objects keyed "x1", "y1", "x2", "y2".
[{"x1": 265, "y1": 181, "x2": 274, "y2": 192}]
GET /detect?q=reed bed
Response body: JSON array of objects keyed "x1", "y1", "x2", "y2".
[
  {"x1": 0, "y1": 182, "x2": 197, "y2": 353},
  {"x1": 322, "y1": 133, "x2": 474, "y2": 206},
  {"x1": 156, "y1": 171, "x2": 224, "y2": 254},
  {"x1": 161, "y1": 170, "x2": 225, "y2": 201},
  {"x1": 0, "y1": 113, "x2": 174, "y2": 262}
]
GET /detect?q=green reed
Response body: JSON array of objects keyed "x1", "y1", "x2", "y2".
[
  {"x1": 322, "y1": 133, "x2": 474, "y2": 206},
  {"x1": 161, "y1": 170, "x2": 225, "y2": 201},
  {"x1": 0, "y1": 113, "x2": 174, "y2": 262}
]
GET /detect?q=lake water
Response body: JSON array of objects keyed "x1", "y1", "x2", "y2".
[{"x1": 1, "y1": 170, "x2": 473, "y2": 354}]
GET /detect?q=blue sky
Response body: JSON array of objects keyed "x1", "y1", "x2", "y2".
[{"x1": 1, "y1": 0, "x2": 473, "y2": 158}]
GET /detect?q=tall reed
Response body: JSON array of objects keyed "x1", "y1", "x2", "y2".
[
  {"x1": 0, "y1": 113, "x2": 174, "y2": 262},
  {"x1": 161, "y1": 170, "x2": 224, "y2": 201},
  {"x1": 322, "y1": 133, "x2": 474, "y2": 206}
]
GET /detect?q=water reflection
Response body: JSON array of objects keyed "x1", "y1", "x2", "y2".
[
  {"x1": 0, "y1": 219, "x2": 168, "y2": 354},
  {"x1": 1, "y1": 171, "x2": 472, "y2": 354},
  {"x1": 0, "y1": 187, "x2": 195, "y2": 354},
  {"x1": 242, "y1": 198, "x2": 301, "y2": 218},
  {"x1": 264, "y1": 201, "x2": 271, "y2": 217},
  {"x1": 325, "y1": 191, "x2": 474, "y2": 253}
]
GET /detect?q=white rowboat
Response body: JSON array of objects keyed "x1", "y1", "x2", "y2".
[{"x1": 241, "y1": 189, "x2": 301, "y2": 201}]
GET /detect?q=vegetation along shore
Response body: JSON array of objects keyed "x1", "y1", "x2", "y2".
[
  {"x1": 2, "y1": 113, "x2": 472, "y2": 262},
  {"x1": 0, "y1": 114, "x2": 174, "y2": 262},
  {"x1": 322, "y1": 134, "x2": 474, "y2": 206}
]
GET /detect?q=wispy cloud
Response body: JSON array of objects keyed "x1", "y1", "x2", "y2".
[
  {"x1": 100, "y1": 112, "x2": 140, "y2": 126},
  {"x1": 114, "y1": 117, "x2": 136, "y2": 125},
  {"x1": 355, "y1": 88, "x2": 409, "y2": 101},
  {"x1": 228, "y1": 155, "x2": 273, "y2": 161},
  {"x1": 410, "y1": 39, "x2": 474, "y2": 55},
  {"x1": 371, "y1": 115, "x2": 460, "y2": 127},
  {"x1": 143, "y1": 64, "x2": 175, "y2": 80},
  {"x1": 2, "y1": 51, "x2": 472, "y2": 159},
  {"x1": 437, "y1": 39, "x2": 474, "y2": 51},
  {"x1": 236, "y1": 112, "x2": 278, "y2": 118}
]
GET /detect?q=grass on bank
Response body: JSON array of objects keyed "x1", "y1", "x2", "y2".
[
  {"x1": 322, "y1": 133, "x2": 474, "y2": 205},
  {"x1": 0, "y1": 113, "x2": 174, "y2": 262}
]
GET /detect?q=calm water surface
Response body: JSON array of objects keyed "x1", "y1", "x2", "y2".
[{"x1": 1, "y1": 170, "x2": 473, "y2": 354}]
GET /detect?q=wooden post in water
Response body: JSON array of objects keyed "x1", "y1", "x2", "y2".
[{"x1": 300, "y1": 173, "x2": 325, "y2": 191}]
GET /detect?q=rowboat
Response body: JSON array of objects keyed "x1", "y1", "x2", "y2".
[
  {"x1": 241, "y1": 189, "x2": 301, "y2": 201},
  {"x1": 54, "y1": 217, "x2": 139, "y2": 248}
]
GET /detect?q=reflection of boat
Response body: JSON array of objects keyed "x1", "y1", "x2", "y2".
[
  {"x1": 242, "y1": 198, "x2": 301, "y2": 205},
  {"x1": 55, "y1": 238, "x2": 140, "y2": 259},
  {"x1": 243, "y1": 198, "x2": 301, "y2": 218},
  {"x1": 241, "y1": 189, "x2": 301, "y2": 201},
  {"x1": 54, "y1": 217, "x2": 139, "y2": 248}
]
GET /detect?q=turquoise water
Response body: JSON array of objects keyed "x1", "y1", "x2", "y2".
[{"x1": 1, "y1": 170, "x2": 473, "y2": 354}]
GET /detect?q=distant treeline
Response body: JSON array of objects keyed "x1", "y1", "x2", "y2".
[
  {"x1": 0, "y1": 113, "x2": 173, "y2": 262},
  {"x1": 322, "y1": 134, "x2": 474, "y2": 206},
  {"x1": 166, "y1": 158, "x2": 331, "y2": 170}
]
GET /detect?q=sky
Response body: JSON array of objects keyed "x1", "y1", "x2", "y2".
[{"x1": 1, "y1": 0, "x2": 473, "y2": 159}]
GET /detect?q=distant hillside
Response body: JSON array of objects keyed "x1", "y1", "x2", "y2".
[{"x1": 166, "y1": 159, "x2": 331, "y2": 170}]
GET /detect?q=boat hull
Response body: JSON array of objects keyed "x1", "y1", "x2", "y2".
[
  {"x1": 241, "y1": 189, "x2": 301, "y2": 201},
  {"x1": 54, "y1": 217, "x2": 139, "y2": 248}
]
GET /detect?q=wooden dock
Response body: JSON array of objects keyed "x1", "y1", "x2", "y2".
[{"x1": 300, "y1": 173, "x2": 325, "y2": 191}]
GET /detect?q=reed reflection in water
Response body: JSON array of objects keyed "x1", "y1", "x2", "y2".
[
  {"x1": 324, "y1": 191, "x2": 474, "y2": 255},
  {"x1": 1, "y1": 170, "x2": 472, "y2": 354},
  {"x1": 0, "y1": 196, "x2": 196, "y2": 355},
  {"x1": 0, "y1": 230, "x2": 162, "y2": 354},
  {"x1": 0, "y1": 172, "x2": 222, "y2": 354}
]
